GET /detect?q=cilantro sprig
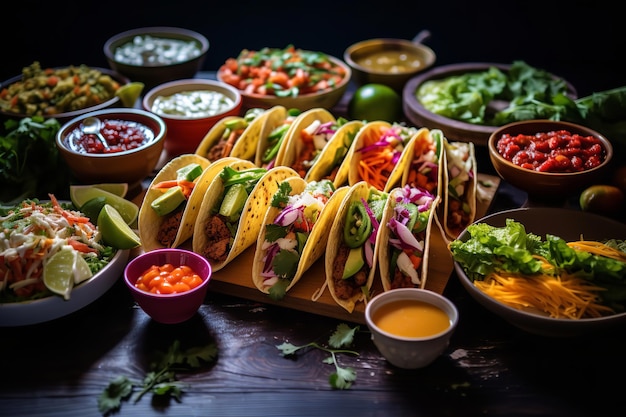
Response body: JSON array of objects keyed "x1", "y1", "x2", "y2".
[
  {"x1": 276, "y1": 323, "x2": 360, "y2": 389},
  {"x1": 98, "y1": 340, "x2": 218, "y2": 416}
]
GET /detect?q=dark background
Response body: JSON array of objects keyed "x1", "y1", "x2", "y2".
[{"x1": 3, "y1": 0, "x2": 623, "y2": 97}]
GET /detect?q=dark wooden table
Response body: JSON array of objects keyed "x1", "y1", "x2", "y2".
[{"x1": 1, "y1": 76, "x2": 625, "y2": 417}]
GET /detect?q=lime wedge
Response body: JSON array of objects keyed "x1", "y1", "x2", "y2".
[
  {"x1": 70, "y1": 186, "x2": 138, "y2": 226},
  {"x1": 98, "y1": 204, "x2": 141, "y2": 249},
  {"x1": 70, "y1": 183, "x2": 129, "y2": 198},
  {"x1": 79, "y1": 197, "x2": 107, "y2": 225},
  {"x1": 74, "y1": 253, "x2": 94, "y2": 285},
  {"x1": 43, "y1": 247, "x2": 76, "y2": 300},
  {"x1": 116, "y1": 82, "x2": 145, "y2": 108}
]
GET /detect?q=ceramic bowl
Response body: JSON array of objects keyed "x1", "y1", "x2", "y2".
[
  {"x1": 0, "y1": 65, "x2": 129, "y2": 124},
  {"x1": 104, "y1": 26, "x2": 209, "y2": 89},
  {"x1": 216, "y1": 49, "x2": 350, "y2": 112},
  {"x1": 344, "y1": 37, "x2": 436, "y2": 92},
  {"x1": 142, "y1": 78, "x2": 242, "y2": 156},
  {"x1": 453, "y1": 207, "x2": 626, "y2": 337},
  {"x1": 402, "y1": 62, "x2": 577, "y2": 146},
  {"x1": 124, "y1": 248, "x2": 212, "y2": 324},
  {"x1": 56, "y1": 108, "x2": 166, "y2": 186},
  {"x1": 488, "y1": 119, "x2": 613, "y2": 202},
  {"x1": 365, "y1": 288, "x2": 459, "y2": 369}
]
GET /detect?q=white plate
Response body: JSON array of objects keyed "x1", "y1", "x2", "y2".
[
  {"x1": 454, "y1": 208, "x2": 626, "y2": 337},
  {"x1": 0, "y1": 249, "x2": 129, "y2": 327}
]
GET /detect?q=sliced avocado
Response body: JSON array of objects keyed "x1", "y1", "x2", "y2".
[
  {"x1": 219, "y1": 183, "x2": 248, "y2": 221},
  {"x1": 224, "y1": 119, "x2": 248, "y2": 130},
  {"x1": 176, "y1": 163, "x2": 203, "y2": 182},
  {"x1": 151, "y1": 186, "x2": 186, "y2": 216},
  {"x1": 342, "y1": 247, "x2": 365, "y2": 279}
]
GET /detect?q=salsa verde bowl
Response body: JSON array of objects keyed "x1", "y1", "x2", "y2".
[
  {"x1": 452, "y1": 207, "x2": 626, "y2": 337},
  {"x1": 142, "y1": 78, "x2": 242, "y2": 156},
  {"x1": 56, "y1": 108, "x2": 166, "y2": 186}
]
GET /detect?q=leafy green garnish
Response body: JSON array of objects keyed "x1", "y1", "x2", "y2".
[
  {"x1": 276, "y1": 323, "x2": 359, "y2": 389},
  {"x1": 271, "y1": 180, "x2": 292, "y2": 208},
  {"x1": 0, "y1": 116, "x2": 73, "y2": 204},
  {"x1": 97, "y1": 340, "x2": 218, "y2": 416}
]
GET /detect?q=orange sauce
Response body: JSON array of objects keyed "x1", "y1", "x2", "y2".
[{"x1": 372, "y1": 299, "x2": 450, "y2": 337}]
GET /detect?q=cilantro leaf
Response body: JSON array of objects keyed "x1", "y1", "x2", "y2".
[
  {"x1": 271, "y1": 181, "x2": 292, "y2": 207},
  {"x1": 272, "y1": 249, "x2": 299, "y2": 279},
  {"x1": 98, "y1": 376, "x2": 134, "y2": 414},
  {"x1": 265, "y1": 223, "x2": 288, "y2": 242}
]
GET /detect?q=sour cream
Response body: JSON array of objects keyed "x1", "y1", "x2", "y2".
[
  {"x1": 151, "y1": 90, "x2": 234, "y2": 118},
  {"x1": 114, "y1": 35, "x2": 202, "y2": 66}
]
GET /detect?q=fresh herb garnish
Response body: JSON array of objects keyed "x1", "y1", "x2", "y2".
[
  {"x1": 276, "y1": 323, "x2": 359, "y2": 389},
  {"x1": 98, "y1": 340, "x2": 218, "y2": 416}
]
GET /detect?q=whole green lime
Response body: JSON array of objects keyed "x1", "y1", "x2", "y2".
[{"x1": 348, "y1": 83, "x2": 402, "y2": 122}]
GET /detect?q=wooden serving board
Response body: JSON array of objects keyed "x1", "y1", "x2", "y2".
[{"x1": 133, "y1": 173, "x2": 500, "y2": 325}]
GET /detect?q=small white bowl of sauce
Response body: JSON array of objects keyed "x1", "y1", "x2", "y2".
[{"x1": 365, "y1": 288, "x2": 458, "y2": 369}]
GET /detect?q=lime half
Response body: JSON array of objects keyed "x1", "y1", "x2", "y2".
[
  {"x1": 70, "y1": 183, "x2": 129, "y2": 198},
  {"x1": 116, "y1": 82, "x2": 145, "y2": 108},
  {"x1": 98, "y1": 204, "x2": 141, "y2": 249},
  {"x1": 70, "y1": 186, "x2": 138, "y2": 226},
  {"x1": 43, "y1": 247, "x2": 76, "y2": 300}
]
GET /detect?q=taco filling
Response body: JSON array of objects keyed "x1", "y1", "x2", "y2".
[
  {"x1": 204, "y1": 108, "x2": 264, "y2": 162},
  {"x1": 199, "y1": 166, "x2": 267, "y2": 264},
  {"x1": 259, "y1": 179, "x2": 335, "y2": 299},
  {"x1": 150, "y1": 162, "x2": 204, "y2": 247},
  {"x1": 292, "y1": 117, "x2": 348, "y2": 177},
  {"x1": 405, "y1": 130, "x2": 443, "y2": 195},
  {"x1": 355, "y1": 123, "x2": 419, "y2": 190},
  {"x1": 385, "y1": 185, "x2": 438, "y2": 289},
  {"x1": 332, "y1": 188, "x2": 387, "y2": 300},
  {"x1": 260, "y1": 109, "x2": 300, "y2": 168},
  {"x1": 445, "y1": 141, "x2": 475, "y2": 235}
]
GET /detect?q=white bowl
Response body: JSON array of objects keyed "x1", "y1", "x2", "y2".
[{"x1": 365, "y1": 288, "x2": 458, "y2": 369}]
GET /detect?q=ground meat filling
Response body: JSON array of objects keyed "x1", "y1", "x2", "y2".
[
  {"x1": 332, "y1": 244, "x2": 368, "y2": 300},
  {"x1": 156, "y1": 210, "x2": 184, "y2": 247},
  {"x1": 390, "y1": 267, "x2": 414, "y2": 289},
  {"x1": 201, "y1": 214, "x2": 232, "y2": 263},
  {"x1": 447, "y1": 198, "x2": 469, "y2": 234}
]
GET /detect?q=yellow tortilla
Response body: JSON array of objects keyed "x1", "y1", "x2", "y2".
[
  {"x1": 377, "y1": 186, "x2": 441, "y2": 291},
  {"x1": 194, "y1": 108, "x2": 268, "y2": 162},
  {"x1": 192, "y1": 164, "x2": 299, "y2": 272},
  {"x1": 138, "y1": 154, "x2": 239, "y2": 251},
  {"x1": 386, "y1": 127, "x2": 445, "y2": 197},
  {"x1": 324, "y1": 181, "x2": 387, "y2": 313},
  {"x1": 252, "y1": 177, "x2": 349, "y2": 296},
  {"x1": 305, "y1": 120, "x2": 364, "y2": 187},
  {"x1": 274, "y1": 107, "x2": 336, "y2": 174},
  {"x1": 442, "y1": 139, "x2": 478, "y2": 240},
  {"x1": 255, "y1": 105, "x2": 301, "y2": 168}
]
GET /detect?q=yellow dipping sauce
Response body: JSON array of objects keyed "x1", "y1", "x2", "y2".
[
  {"x1": 355, "y1": 50, "x2": 423, "y2": 74},
  {"x1": 372, "y1": 299, "x2": 450, "y2": 337}
]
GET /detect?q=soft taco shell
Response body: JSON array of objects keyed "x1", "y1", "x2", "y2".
[
  {"x1": 274, "y1": 107, "x2": 336, "y2": 172},
  {"x1": 324, "y1": 181, "x2": 384, "y2": 313},
  {"x1": 377, "y1": 186, "x2": 441, "y2": 291},
  {"x1": 442, "y1": 140, "x2": 477, "y2": 240},
  {"x1": 139, "y1": 154, "x2": 239, "y2": 251},
  {"x1": 252, "y1": 177, "x2": 349, "y2": 295},
  {"x1": 195, "y1": 109, "x2": 268, "y2": 162},
  {"x1": 306, "y1": 120, "x2": 364, "y2": 186},
  {"x1": 192, "y1": 164, "x2": 299, "y2": 272}
]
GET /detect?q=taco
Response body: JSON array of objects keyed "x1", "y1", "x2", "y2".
[
  {"x1": 255, "y1": 105, "x2": 302, "y2": 168},
  {"x1": 324, "y1": 181, "x2": 389, "y2": 313},
  {"x1": 348, "y1": 121, "x2": 421, "y2": 191},
  {"x1": 192, "y1": 163, "x2": 298, "y2": 272},
  {"x1": 195, "y1": 107, "x2": 267, "y2": 162},
  {"x1": 138, "y1": 154, "x2": 238, "y2": 251},
  {"x1": 273, "y1": 107, "x2": 337, "y2": 178},
  {"x1": 441, "y1": 140, "x2": 477, "y2": 240},
  {"x1": 377, "y1": 184, "x2": 441, "y2": 291},
  {"x1": 253, "y1": 177, "x2": 348, "y2": 300},
  {"x1": 305, "y1": 120, "x2": 364, "y2": 187},
  {"x1": 385, "y1": 127, "x2": 445, "y2": 196}
]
